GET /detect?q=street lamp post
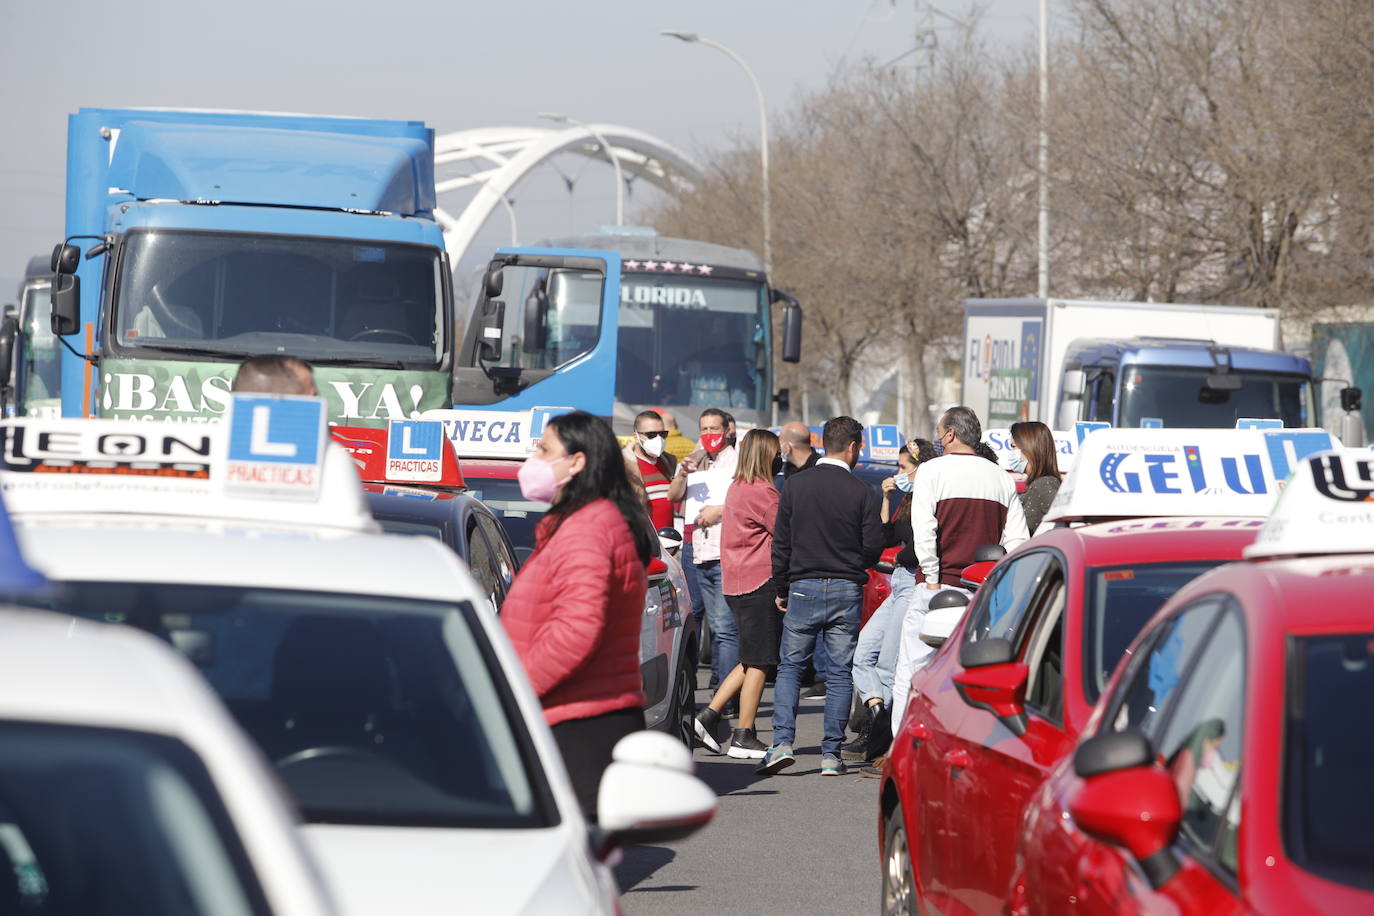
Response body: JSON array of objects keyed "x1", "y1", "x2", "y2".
[
  {"x1": 660, "y1": 30, "x2": 772, "y2": 274},
  {"x1": 537, "y1": 112, "x2": 625, "y2": 226}
]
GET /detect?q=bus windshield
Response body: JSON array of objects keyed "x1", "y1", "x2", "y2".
[
  {"x1": 1118, "y1": 366, "x2": 1312, "y2": 428},
  {"x1": 112, "y1": 229, "x2": 445, "y2": 369},
  {"x1": 616, "y1": 274, "x2": 768, "y2": 417}
]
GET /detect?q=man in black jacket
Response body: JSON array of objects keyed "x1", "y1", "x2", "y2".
[{"x1": 759, "y1": 416, "x2": 884, "y2": 776}]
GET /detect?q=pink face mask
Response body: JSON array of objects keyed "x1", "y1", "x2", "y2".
[{"x1": 518, "y1": 455, "x2": 568, "y2": 503}]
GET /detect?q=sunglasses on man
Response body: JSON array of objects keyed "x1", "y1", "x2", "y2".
[{"x1": 637, "y1": 430, "x2": 669, "y2": 439}]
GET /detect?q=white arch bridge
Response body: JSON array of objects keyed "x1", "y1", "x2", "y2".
[{"x1": 433, "y1": 124, "x2": 702, "y2": 265}]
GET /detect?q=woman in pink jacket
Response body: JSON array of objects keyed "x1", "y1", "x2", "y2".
[
  {"x1": 501, "y1": 411, "x2": 656, "y2": 818},
  {"x1": 692, "y1": 429, "x2": 782, "y2": 759}
]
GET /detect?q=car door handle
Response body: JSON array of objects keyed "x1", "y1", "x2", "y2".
[
  {"x1": 944, "y1": 749, "x2": 972, "y2": 773},
  {"x1": 910, "y1": 722, "x2": 932, "y2": 748}
]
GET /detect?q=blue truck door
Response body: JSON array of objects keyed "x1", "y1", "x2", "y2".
[{"x1": 452, "y1": 248, "x2": 621, "y2": 416}]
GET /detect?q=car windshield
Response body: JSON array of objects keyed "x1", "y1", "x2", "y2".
[
  {"x1": 0, "y1": 720, "x2": 268, "y2": 915},
  {"x1": 1083, "y1": 561, "x2": 1220, "y2": 702},
  {"x1": 1118, "y1": 366, "x2": 1311, "y2": 428},
  {"x1": 1285, "y1": 633, "x2": 1374, "y2": 891},
  {"x1": 54, "y1": 584, "x2": 549, "y2": 829},
  {"x1": 113, "y1": 229, "x2": 444, "y2": 368},
  {"x1": 466, "y1": 475, "x2": 548, "y2": 552},
  {"x1": 615, "y1": 274, "x2": 769, "y2": 415}
]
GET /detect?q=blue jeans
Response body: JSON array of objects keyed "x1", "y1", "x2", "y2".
[
  {"x1": 852, "y1": 567, "x2": 917, "y2": 706},
  {"x1": 681, "y1": 538, "x2": 706, "y2": 626},
  {"x1": 773, "y1": 578, "x2": 862, "y2": 756},
  {"x1": 695, "y1": 559, "x2": 739, "y2": 686}
]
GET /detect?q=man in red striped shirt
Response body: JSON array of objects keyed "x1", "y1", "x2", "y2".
[{"x1": 622, "y1": 409, "x2": 678, "y2": 531}]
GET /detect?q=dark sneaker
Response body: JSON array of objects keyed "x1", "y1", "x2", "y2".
[
  {"x1": 756, "y1": 743, "x2": 796, "y2": 775},
  {"x1": 694, "y1": 707, "x2": 723, "y2": 753},
  {"x1": 841, "y1": 726, "x2": 872, "y2": 761},
  {"x1": 820, "y1": 754, "x2": 846, "y2": 776},
  {"x1": 800, "y1": 680, "x2": 827, "y2": 699},
  {"x1": 726, "y1": 727, "x2": 768, "y2": 759}
]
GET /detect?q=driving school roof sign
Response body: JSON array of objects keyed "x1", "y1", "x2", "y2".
[
  {"x1": 1245, "y1": 449, "x2": 1374, "y2": 558},
  {"x1": 1043, "y1": 428, "x2": 1336, "y2": 523},
  {"x1": 225, "y1": 396, "x2": 327, "y2": 502},
  {"x1": 420, "y1": 407, "x2": 573, "y2": 459}
]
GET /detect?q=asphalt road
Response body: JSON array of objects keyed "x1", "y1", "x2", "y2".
[{"x1": 615, "y1": 675, "x2": 880, "y2": 913}]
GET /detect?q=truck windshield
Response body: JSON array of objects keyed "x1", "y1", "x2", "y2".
[
  {"x1": 616, "y1": 274, "x2": 768, "y2": 417},
  {"x1": 113, "y1": 230, "x2": 445, "y2": 368},
  {"x1": 20, "y1": 283, "x2": 61, "y2": 415},
  {"x1": 1118, "y1": 367, "x2": 1312, "y2": 428}
]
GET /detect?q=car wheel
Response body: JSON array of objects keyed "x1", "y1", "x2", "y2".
[
  {"x1": 672, "y1": 647, "x2": 696, "y2": 749},
  {"x1": 883, "y1": 810, "x2": 918, "y2": 916}
]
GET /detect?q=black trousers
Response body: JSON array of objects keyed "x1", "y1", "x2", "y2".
[{"x1": 550, "y1": 705, "x2": 645, "y2": 821}]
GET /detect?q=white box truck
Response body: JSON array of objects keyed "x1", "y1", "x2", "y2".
[{"x1": 960, "y1": 298, "x2": 1326, "y2": 430}]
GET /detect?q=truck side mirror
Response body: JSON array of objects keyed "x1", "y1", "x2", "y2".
[
  {"x1": 523, "y1": 280, "x2": 547, "y2": 355},
  {"x1": 773, "y1": 290, "x2": 802, "y2": 363},
  {"x1": 50, "y1": 243, "x2": 80, "y2": 275},
  {"x1": 1061, "y1": 369, "x2": 1085, "y2": 398},
  {"x1": 50, "y1": 274, "x2": 81, "y2": 337},
  {"x1": 477, "y1": 299, "x2": 505, "y2": 362},
  {"x1": 773, "y1": 387, "x2": 790, "y2": 413},
  {"x1": 483, "y1": 262, "x2": 504, "y2": 298},
  {"x1": 0, "y1": 310, "x2": 18, "y2": 387},
  {"x1": 1340, "y1": 386, "x2": 1363, "y2": 413}
]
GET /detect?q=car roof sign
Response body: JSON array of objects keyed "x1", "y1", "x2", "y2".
[
  {"x1": 1043, "y1": 427, "x2": 1337, "y2": 524},
  {"x1": 420, "y1": 407, "x2": 573, "y2": 459},
  {"x1": 0, "y1": 405, "x2": 374, "y2": 532},
  {"x1": 1245, "y1": 449, "x2": 1374, "y2": 559},
  {"x1": 224, "y1": 395, "x2": 326, "y2": 502},
  {"x1": 983, "y1": 428, "x2": 1079, "y2": 473},
  {"x1": 331, "y1": 421, "x2": 463, "y2": 487}
]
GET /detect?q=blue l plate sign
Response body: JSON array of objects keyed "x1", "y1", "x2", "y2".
[
  {"x1": 387, "y1": 420, "x2": 444, "y2": 482},
  {"x1": 225, "y1": 396, "x2": 327, "y2": 501}
]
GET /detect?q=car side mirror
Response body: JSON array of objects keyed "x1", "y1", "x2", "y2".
[
  {"x1": 954, "y1": 637, "x2": 1028, "y2": 735},
  {"x1": 50, "y1": 274, "x2": 80, "y2": 336},
  {"x1": 973, "y1": 544, "x2": 1006, "y2": 563},
  {"x1": 595, "y1": 731, "x2": 716, "y2": 858},
  {"x1": 1069, "y1": 730, "x2": 1181, "y2": 889},
  {"x1": 919, "y1": 589, "x2": 970, "y2": 648}
]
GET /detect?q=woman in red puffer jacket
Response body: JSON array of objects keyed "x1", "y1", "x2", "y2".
[{"x1": 500, "y1": 411, "x2": 656, "y2": 819}]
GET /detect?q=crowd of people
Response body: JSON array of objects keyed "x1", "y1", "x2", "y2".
[{"x1": 596, "y1": 397, "x2": 1060, "y2": 779}]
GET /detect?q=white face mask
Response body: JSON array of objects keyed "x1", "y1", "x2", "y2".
[
  {"x1": 1008, "y1": 452, "x2": 1027, "y2": 474},
  {"x1": 639, "y1": 433, "x2": 666, "y2": 459}
]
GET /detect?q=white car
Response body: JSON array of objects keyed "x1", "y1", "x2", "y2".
[
  {"x1": 4, "y1": 407, "x2": 716, "y2": 915},
  {"x1": 0, "y1": 606, "x2": 336, "y2": 915}
]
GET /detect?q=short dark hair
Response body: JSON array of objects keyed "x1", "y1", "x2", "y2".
[
  {"x1": 973, "y1": 442, "x2": 1001, "y2": 464},
  {"x1": 231, "y1": 355, "x2": 315, "y2": 395},
  {"x1": 940, "y1": 406, "x2": 982, "y2": 448},
  {"x1": 822, "y1": 416, "x2": 864, "y2": 455},
  {"x1": 634, "y1": 409, "x2": 664, "y2": 431},
  {"x1": 699, "y1": 407, "x2": 728, "y2": 425}
]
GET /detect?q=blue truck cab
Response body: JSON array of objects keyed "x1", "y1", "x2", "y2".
[
  {"x1": 1057, "y1": 336, "x2": 1317, "y2": 428},
  {"x1": 48, "y1": 108, "x2": 454, "y2": 425}
]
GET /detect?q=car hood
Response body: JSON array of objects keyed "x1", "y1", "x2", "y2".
[{"x1": 302, "y1": 822, "x2": 612, "y2": 915}]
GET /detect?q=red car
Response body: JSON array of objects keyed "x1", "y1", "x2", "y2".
[
  {"x1": 1008, "y1": 450, "x2": 1374, "y2": 914},
  {"x1": 878, "y1": 518, "x2": 1262, "y2": 914}
]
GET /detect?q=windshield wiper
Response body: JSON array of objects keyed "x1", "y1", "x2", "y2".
[
  {"x1": 126, "y1": 343, "x2": 256, "y2": 361},
  {"x1": 311, "y1": 356, "x2": 410, "y2": 370}
]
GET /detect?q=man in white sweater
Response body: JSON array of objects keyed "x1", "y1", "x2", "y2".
[{"x1": 890, "y1": 406, "x2": 1029, "y2": 726}]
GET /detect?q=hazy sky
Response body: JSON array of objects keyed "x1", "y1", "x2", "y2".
[{"x1": 0, "y1": 0, "x2": 1061, "y2": 290}]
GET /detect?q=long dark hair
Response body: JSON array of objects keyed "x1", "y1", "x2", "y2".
[
  {"x1": 1010, "y1": 421, "x2": 1060, "y2": 486},
  {"x1": 894, "y1": 438, "x2": 938, "y2": 525},
  {"x1": 541, "y1": 411, "x2": 656, "y2": 565}
]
